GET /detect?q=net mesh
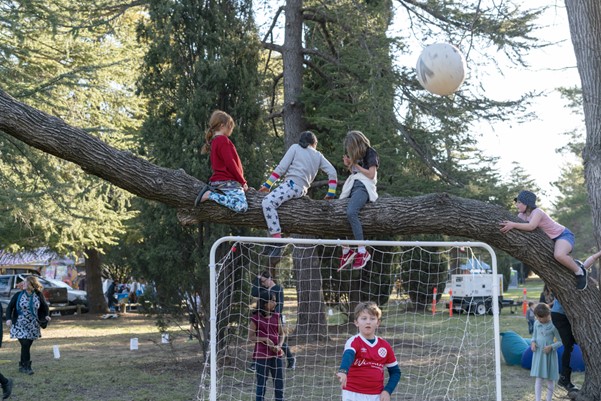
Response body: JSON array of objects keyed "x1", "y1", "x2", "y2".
[{"x1": 199, "y1": 239, "x2": 499, "y2": 401}]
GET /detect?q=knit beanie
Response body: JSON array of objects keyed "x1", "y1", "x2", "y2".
[{"x1": 515, "y1": 190, "x2": 537, "y2": 208}]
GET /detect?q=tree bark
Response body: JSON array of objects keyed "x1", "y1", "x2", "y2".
[
  {"x1": 282, "y1": 0, "x2": 306, "y2": 149},
  {"x1": 0, "y1": 89, "x2": 202, "y2": 209},
  {"x1": 1, "y1": 86, "x2": 601, "y2": 399},
  {"x1": 291, "y1": 237, "x2": 328, "y2": 341},
  {"x1": 279, "y1": 0, "x2": 328, "y2": 336},
  {"x1": 566, "y1": 2, "x2": 601, "y2": 248},
  {"x1": 564, "y1": 2, "x2": 601, "y2": 399},
  {"x1": 84, "y1": 248, "x2": 108, "y2": 313}
]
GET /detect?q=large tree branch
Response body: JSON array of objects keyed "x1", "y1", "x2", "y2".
[
  {"x1": 0, "y1": 88, "x2": 201, "y2": 209},
  {"x1": 0, "y1": 85, "x2": 597, "y2": 310},
  {"x1": 3, "y1": 87, "x2": 601, "y2": 388},
  {"x1": 0, "y1": 86, "x2": 578, "y2": 276},
  {"x1": 0, "y1": 87, "x2": 575, "y2": 262}
]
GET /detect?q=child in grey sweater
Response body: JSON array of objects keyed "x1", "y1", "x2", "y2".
[{"x1": 260, "y1": 131, "x2": 337, "y2": 256}]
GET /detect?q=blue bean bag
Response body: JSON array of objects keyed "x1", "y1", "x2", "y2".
[
  {"x1": 558, "y1": 344, "x2": 585, "y2": 372},
  {"x1": 521, "y1": 344, "x2": 585, "y2": 372},
  {"x1": 521, "y1": 346, "x2": 533, "y2": 369},
  {"x1": 500, "y1": 331, "x2": 529, "y2": 366}
]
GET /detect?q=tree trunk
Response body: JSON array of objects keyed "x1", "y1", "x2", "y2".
[
  {"x1": 2, "y1": 86, "x2": 601, "y2": 398},
  {"x1": 291, "y1": 237, "x2": 328, "y2": 341},
  {"x1": 84, "y1": 248, "x2": 108, "y2": 313},
  {"x1": 282, "y1": 0, "x2": 306, "y2": 149},
  {"x1": 566, "y1": 1, "x2": 601, "y2": 243},
  {"x1": 564, "y1": 2, "x2": 601, "y2": 399},
  {"x1": 280, "y1": 0, "x2": 328, "y2": 337}
]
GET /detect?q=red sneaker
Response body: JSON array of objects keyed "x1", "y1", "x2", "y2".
[
  {"x1": 338, "y1": 249, "x2": 356, "y2": 271},
  {"x1": 352, "y1": 251, "x2": 371, "y2": 270}
]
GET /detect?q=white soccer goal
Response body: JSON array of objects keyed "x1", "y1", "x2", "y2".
[{"x1": 199, "y1": 236, "x2": 502, "y2": 401}]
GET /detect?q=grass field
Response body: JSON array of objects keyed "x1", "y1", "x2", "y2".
[
  {"x1": 0, "y1": 313, "x2": 201, "y2": 401},
  {"x1": 0, "y1": 276, "x2": 581, "y2": 401}
]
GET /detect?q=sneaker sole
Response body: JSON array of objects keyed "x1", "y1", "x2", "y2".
[
  {"x1": 194, "y1": 185, "x2": 213, "y2": 207},
  {"x1": 269, "y1": 248, "x2": 283, "y2": 258},
  {"x1": 337, "y1": 254, "x2": 355, "y2": 271},
  {"x1": 559, "y1": 384, "x2": 578, "y2": 392}
]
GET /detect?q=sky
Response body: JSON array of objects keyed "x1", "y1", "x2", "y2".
[
  {"x1": 399, "y1": 2, "x2": 582, "y2": 208},
  {"x1": 475, "y1": 3, "x2": 581, "y2": 207}
]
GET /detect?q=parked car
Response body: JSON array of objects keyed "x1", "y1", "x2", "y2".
[
  {"x1": 39, "y1": 277, "x2": 88, "y2": 313},
  {"x1": 0, "y1": 273, "x2": 68, "y2": 313}
]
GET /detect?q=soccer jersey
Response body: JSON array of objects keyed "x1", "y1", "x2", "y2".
[{"x1": 344, "y1": 334, "x2": 398, "y2": 395}]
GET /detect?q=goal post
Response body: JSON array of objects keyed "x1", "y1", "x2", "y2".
[{"x1": 203, "y1": 236, "x2": 502, "y2": 401}]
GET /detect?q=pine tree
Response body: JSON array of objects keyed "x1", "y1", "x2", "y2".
[
  {"x1": 260, "y1": 0, "x2": 542, "y2": 201},
  {"x1": 130, "y1": 0, "x2": 265, "y2": 354},
  {"x1": 0, "y1": 1, "x2": 147, "y2": 311}
]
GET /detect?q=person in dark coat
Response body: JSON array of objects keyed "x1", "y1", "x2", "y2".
[
  {"x1": 6, "y1": 275, "x2": 50, "y2": 375},
  {"x1": 0, "y1": 303, "x2": 13, "y2": 399},
  {"x1": 106, "y1": 279, "x2": 118, "y2": 312}
]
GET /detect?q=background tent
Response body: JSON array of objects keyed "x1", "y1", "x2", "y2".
[{"x1": 459, "y1": 257, "x2": 491, "y2": 272}]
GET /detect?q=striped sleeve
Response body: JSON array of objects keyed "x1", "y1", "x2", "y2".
[
  {"x1": 320, "y1": 154, "x2": 338, "y2": 198},
  {"x1": 262, "y1": 172, "x2": 280, "y2": 190},
  {"x1": 327, "y1": 179, "x2": 337, "y2": 198}
]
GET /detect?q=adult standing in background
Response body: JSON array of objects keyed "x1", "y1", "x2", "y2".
[
  {"x1": 551, "y1": 299, "x2": 577, "y2": 391},
  {"x1": 6, "y1": 276, "x2": 50, "y2": 375},
  {"x1": 539, "y1": 284, "x2": 555, "y2": 307},
  {"x1": 106, "y1": 279, "x2": 118, "y2": 312}
]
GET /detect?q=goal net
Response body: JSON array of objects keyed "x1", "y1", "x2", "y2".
[{"x1": 199, "y1": 237, "x2": 502, "y2": 401}]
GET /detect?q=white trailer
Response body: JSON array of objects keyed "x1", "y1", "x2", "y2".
[{"x1": 449, "y1": 274, "x2": 503, "y2": 315}]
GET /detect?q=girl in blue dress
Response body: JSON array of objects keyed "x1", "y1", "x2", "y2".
[{"x1": 530, "y1": 303, "x2": 562, "y2": 401}]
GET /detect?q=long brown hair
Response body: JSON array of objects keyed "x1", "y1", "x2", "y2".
[
  {"x1": 343, "y1": 130, "x2": 370, "y2": 170},
  {"x1": 200, "y1": 110, "x2": 235, "y2": 154}
]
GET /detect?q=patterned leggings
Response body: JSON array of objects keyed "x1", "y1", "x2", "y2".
[
  {"x1": 262, "y1": 180, "x2": 302, "y2": 235},
  {"x1": 208, "y1": 188, "x2": 248, "y2": 213}
]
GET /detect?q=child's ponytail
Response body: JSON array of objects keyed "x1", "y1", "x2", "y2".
[
  {"x1": 201, "y1": 129, "x2": 214, "y2": 154},
  {"x1": 201, "y1": 110, "x2": 235, "y2": 155}
]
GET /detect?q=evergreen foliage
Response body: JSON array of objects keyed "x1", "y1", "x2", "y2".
[
  {"x1": 129, "y1": 0, "x2": 265, "y2": 347},
  {"x1": 0, "y1": 1, "x2": 145, "y2": 253},
  {"x1": 1, "y1": 0, "x2": 552, "y2": 328},
  {"x1": 261, "y1": 0, "x2": 542, "y2": 203}
]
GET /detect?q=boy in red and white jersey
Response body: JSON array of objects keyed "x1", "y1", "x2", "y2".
[{"x1": 336, "y1": 302, "x2": 401, "y2": 401}]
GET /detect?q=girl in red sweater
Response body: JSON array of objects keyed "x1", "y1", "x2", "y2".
[{"x1": 195, "y1": 110, "x2": 248, "y2": 212}]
